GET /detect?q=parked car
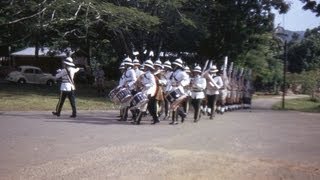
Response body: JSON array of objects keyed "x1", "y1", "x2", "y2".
[{"x1": 6, "y1": 65, "x2": 56, "y2": 86}]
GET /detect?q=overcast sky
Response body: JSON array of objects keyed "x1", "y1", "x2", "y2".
[{"x1": 273, "y1": 0, "x2": 320, "y2": 31}]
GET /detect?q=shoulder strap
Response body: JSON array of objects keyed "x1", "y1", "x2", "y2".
[{"x1": 65, "y1": 68, "x2": 74, "y2": 85}]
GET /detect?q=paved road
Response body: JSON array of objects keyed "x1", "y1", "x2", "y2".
[{"x1": 0, "y1": 96, "x2": 320, "y2": 179}]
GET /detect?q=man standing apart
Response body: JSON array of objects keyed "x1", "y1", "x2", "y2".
[{"x1": 52, "y1": 57, "x2": 80, "y2": 118}]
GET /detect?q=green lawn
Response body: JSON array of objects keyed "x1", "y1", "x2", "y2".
[
  {"x1": 0, "y1": 83, "x2": 117, "y2": 111},
  {"x1": 272, "y1": 97, "x2": 320, "y2": 113}
]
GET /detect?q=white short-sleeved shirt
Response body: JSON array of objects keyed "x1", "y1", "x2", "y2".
[{"x1": 55, "y1": 67, "x2": 80, "y2": 91}]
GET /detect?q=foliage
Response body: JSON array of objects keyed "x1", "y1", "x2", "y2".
[
  {"x1": 237, "y1": 33, "x2": 283, "y2": 92},
  {"x1": 287, "y1": 69, "x2": 320, "y2": 101},
  {"x1": 300, "y1": 0, "x2": 320, "y2": 16},
  {"x1": 0, "y1": 0, "x2": 291, "y2": 84},
  {"x1": 287, "y1": 26, "x2": 320, "y2": 73},
  {"x1": 272, "y1": 97, "x2": 320, "y2": 113}
]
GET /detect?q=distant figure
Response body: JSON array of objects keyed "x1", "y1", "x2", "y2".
[
  {"x1": 52, "y1": 57, "x2": 80, "y2": 118},
  {"x1": 94, "y1": 66, "x2": 105, "y2": 96}
]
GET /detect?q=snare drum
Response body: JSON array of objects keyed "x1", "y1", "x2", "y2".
[
  {"x1": 108, "y1": 87, "x2": 120, "y2": 103},
  {"x1": 130, "y1": 92, "x2": 148, "y2": 108},
  {"x1": 166, "y1": 88, "x2": 184, "y2": 103},
  {"x1": 116, "y1": 88, "x2": 132, "y2": 103}
]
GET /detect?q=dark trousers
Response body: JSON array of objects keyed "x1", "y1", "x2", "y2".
[
  {"x1": 122, "y1": 90, "x2": 137, "y2": 121},
  {"x1": 206, "y1": 94, "x2": 218, "y2": 119},
  {"x1": 147, "y1": 96, "x2": 159, "y2": 123},
  {"x1": 55, "y1": 90, "x2": 76, "y2": 115},
  {"x1": 191, "y1": 98, "x2": 202, "y2": 122},
  {"x1": 164, "y1": 95, "x2": 170, "y2": 117},
  {"x1": 137, "y1": 96, "x2": 159, "y2": 124},
  {"x1": 182, "y1": 96, "x2": 190, "y2": 114}
]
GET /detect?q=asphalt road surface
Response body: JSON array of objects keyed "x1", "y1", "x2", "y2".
[{"x1": 0, "y1": 95, "x2": 320, "y2": 180}]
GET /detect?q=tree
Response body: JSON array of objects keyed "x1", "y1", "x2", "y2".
[
  {"x1": 287, "y1": 26, "x2": 320, "y2": 73},
  {"x1": 300, "y1": 0, "x2": 320, "y2": 16}
]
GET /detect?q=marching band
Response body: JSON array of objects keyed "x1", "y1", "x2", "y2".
[{"x1": 109, "y1": 55, "x2": 253, "y2": 125}]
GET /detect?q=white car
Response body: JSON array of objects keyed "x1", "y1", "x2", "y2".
[{"x1": 6, "y1": 65, "x2": 56, "y2": 86}]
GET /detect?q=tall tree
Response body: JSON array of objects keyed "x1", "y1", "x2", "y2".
[{"x1": 300, "y1": 0, "x2": 320, "y2": 16}]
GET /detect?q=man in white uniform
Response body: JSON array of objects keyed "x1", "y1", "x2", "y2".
[
  {"x1": 52, "y1": 57, "x2": 80, "y2": 118},
  {"x1": 133, "y1": 57, "x2": 143, "y2": 79},
  {"x1": 134, "y1": 60, "x2": 159, "y2": 125},
  {"x1": 161, "y1": 60, "x2": 173, "y2": 120},
  {"x1": 205, "y1": 65, "x2": 223, "y2": 119},
  {"x1": 190, "y1": 65, "x2": 206, "y2": 122},
  {"x1": 120, "y1": 57, "x2": 137, "y2": 121},
  {"x1": 168, "y1": 58, "x2": 189, "y2": 125}
]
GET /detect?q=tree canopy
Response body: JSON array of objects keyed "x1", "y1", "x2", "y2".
[{"x1": 1, "y1": 0, "x2": 296, "y2": 88}]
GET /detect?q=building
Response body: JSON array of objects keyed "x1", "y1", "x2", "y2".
[{"x1": 10, "y1": 47, "x2": 89, "y2": 75}]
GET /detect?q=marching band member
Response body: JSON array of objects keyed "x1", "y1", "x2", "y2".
[
  {"x1": 52, "y1": 57, "x2": 80, "y2": 118},
  {"x1": 120, "y1": 57, "x2": 137, "y2": 121},
  {"x1": 122, "y1": 56, "x2": 137, "y2": 90},
  {"x1": 183, "y1": 66, "x2": 191, "y2": 115},
  {"x1": 204, "y1": 65, "x2": 223, "y2": 119},
  {"x1": 217, "y1": 57, "x2": 230, "y2": 114},
  {"x1": 225, "y1": 62, "x2": 233, "y2": 112},
  {"x1": 161, "y1": 60, "x2": 173, "y2": 120},
  {"x1": 154, "y1": 59, "x2": 165, "y2": 118},
  {"x1": 133, "y1": 57, "x2": 143, "y2": 79},
  {"x1": 118, "y1": 63, "x2": 126, "y2": 119},
  {"x1": 190, "y1": 65, "x2": 207, "y2": 122},
  {"x1": 168, "y1": 58, "x2": 189, "y2": 125},
  {"x1": 134, "y1": 60, "x2": 160, "y2": 125},
  {"x1": 230, "y1": 67, "x2": 238, "y2": 111}
]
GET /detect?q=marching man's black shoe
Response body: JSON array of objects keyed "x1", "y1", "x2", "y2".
[
  {"x1": 151, "y1": 121, "x2": 160, "y2": 125},
  {"x1": 70, "y1": 114, "x2": 76, "y2": 118},
  {"x1": 52, "y1": 112, "x2": 60, "y2": 117}
]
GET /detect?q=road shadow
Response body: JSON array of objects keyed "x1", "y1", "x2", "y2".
[{"x1": 44, "y1": 113, "x2": 157, "y2": 126}]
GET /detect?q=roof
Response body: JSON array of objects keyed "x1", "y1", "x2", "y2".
[
  {"x1": 11, "y1": 47, "x2": 71, "y2": 57},
  {"x1": 18, "y1": 65, "x2": 41, "y2": 70}
]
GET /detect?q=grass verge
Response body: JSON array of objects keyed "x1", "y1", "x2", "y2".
[
  {"x1": 0, "y1": 83, "x2": 117, "y2": 111},
  {"x1": 272, "y1": 97, "x2": 320, "y2": 113}
]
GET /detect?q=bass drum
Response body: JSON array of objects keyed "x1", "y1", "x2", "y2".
[
  {"x1": 130, "y1": 92, "x2": 148, "y2": 108},
  {"x1": 116, "y1": 88, "x2": 132, "y2": 104},
  {"x1": 166, "y1": 88, "x2": 184, "y2": 103},
  {"x1": 108, "y1": 87, "x2": 121, "y2": 103}
]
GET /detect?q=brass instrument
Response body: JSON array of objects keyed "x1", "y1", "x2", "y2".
[
  {"x1": 203, "y1": 71, "x2": 220, "y2": 90},
  {"x1": 135, "y1": 72, "x2": 145, "y2": 91}
]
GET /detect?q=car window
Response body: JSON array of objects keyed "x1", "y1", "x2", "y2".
[
  {"x1": 18, "y1": 67, "x2": 22, "y2": 72},
  {"x1": 34, "y1": 69, "x2": 42, "y2": 74},
  {"x1": 24, "y1": 69, "x2": 34, "y2": 74}
]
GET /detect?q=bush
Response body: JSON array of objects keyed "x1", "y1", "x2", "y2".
[{"x1": 287, "y1": 69, "x2": 320, "y2": 101}]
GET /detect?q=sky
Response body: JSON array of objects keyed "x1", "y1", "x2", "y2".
[{"x1": 273, "y1": 0, "x2": 320, "y2": 31}]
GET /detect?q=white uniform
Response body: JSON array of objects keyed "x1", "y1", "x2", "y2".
[
  {"x1": 140, "y1": 70, "x2": 156, "y2": 97},
  {"x1": 55, "y1": 67, "x2": 80, "y2": 91},
  {"x1": 118, "y1": 72, "x2": 125, "y2": 87},
  {"x1": 123, "y1": 67, "x2": 137, "y2": 91},
  {"x1": 160, "y1": 70, "x2": 173, "y2": 93},
  {"x1": 220, "y1": 75, "x2": 229, "y2": 100},
  {"x1": 190, "y1": 75, "x2": 207, "y2": 99},
  {"x1": 168, "y1": 69, "x2": 190, "y2": 94},
  {"x1": 206, "y1": 74, "x2": 223, "y2": 95},
  {"x1": 134, "y1": 68, "x2": 143, "y2": 79}
]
